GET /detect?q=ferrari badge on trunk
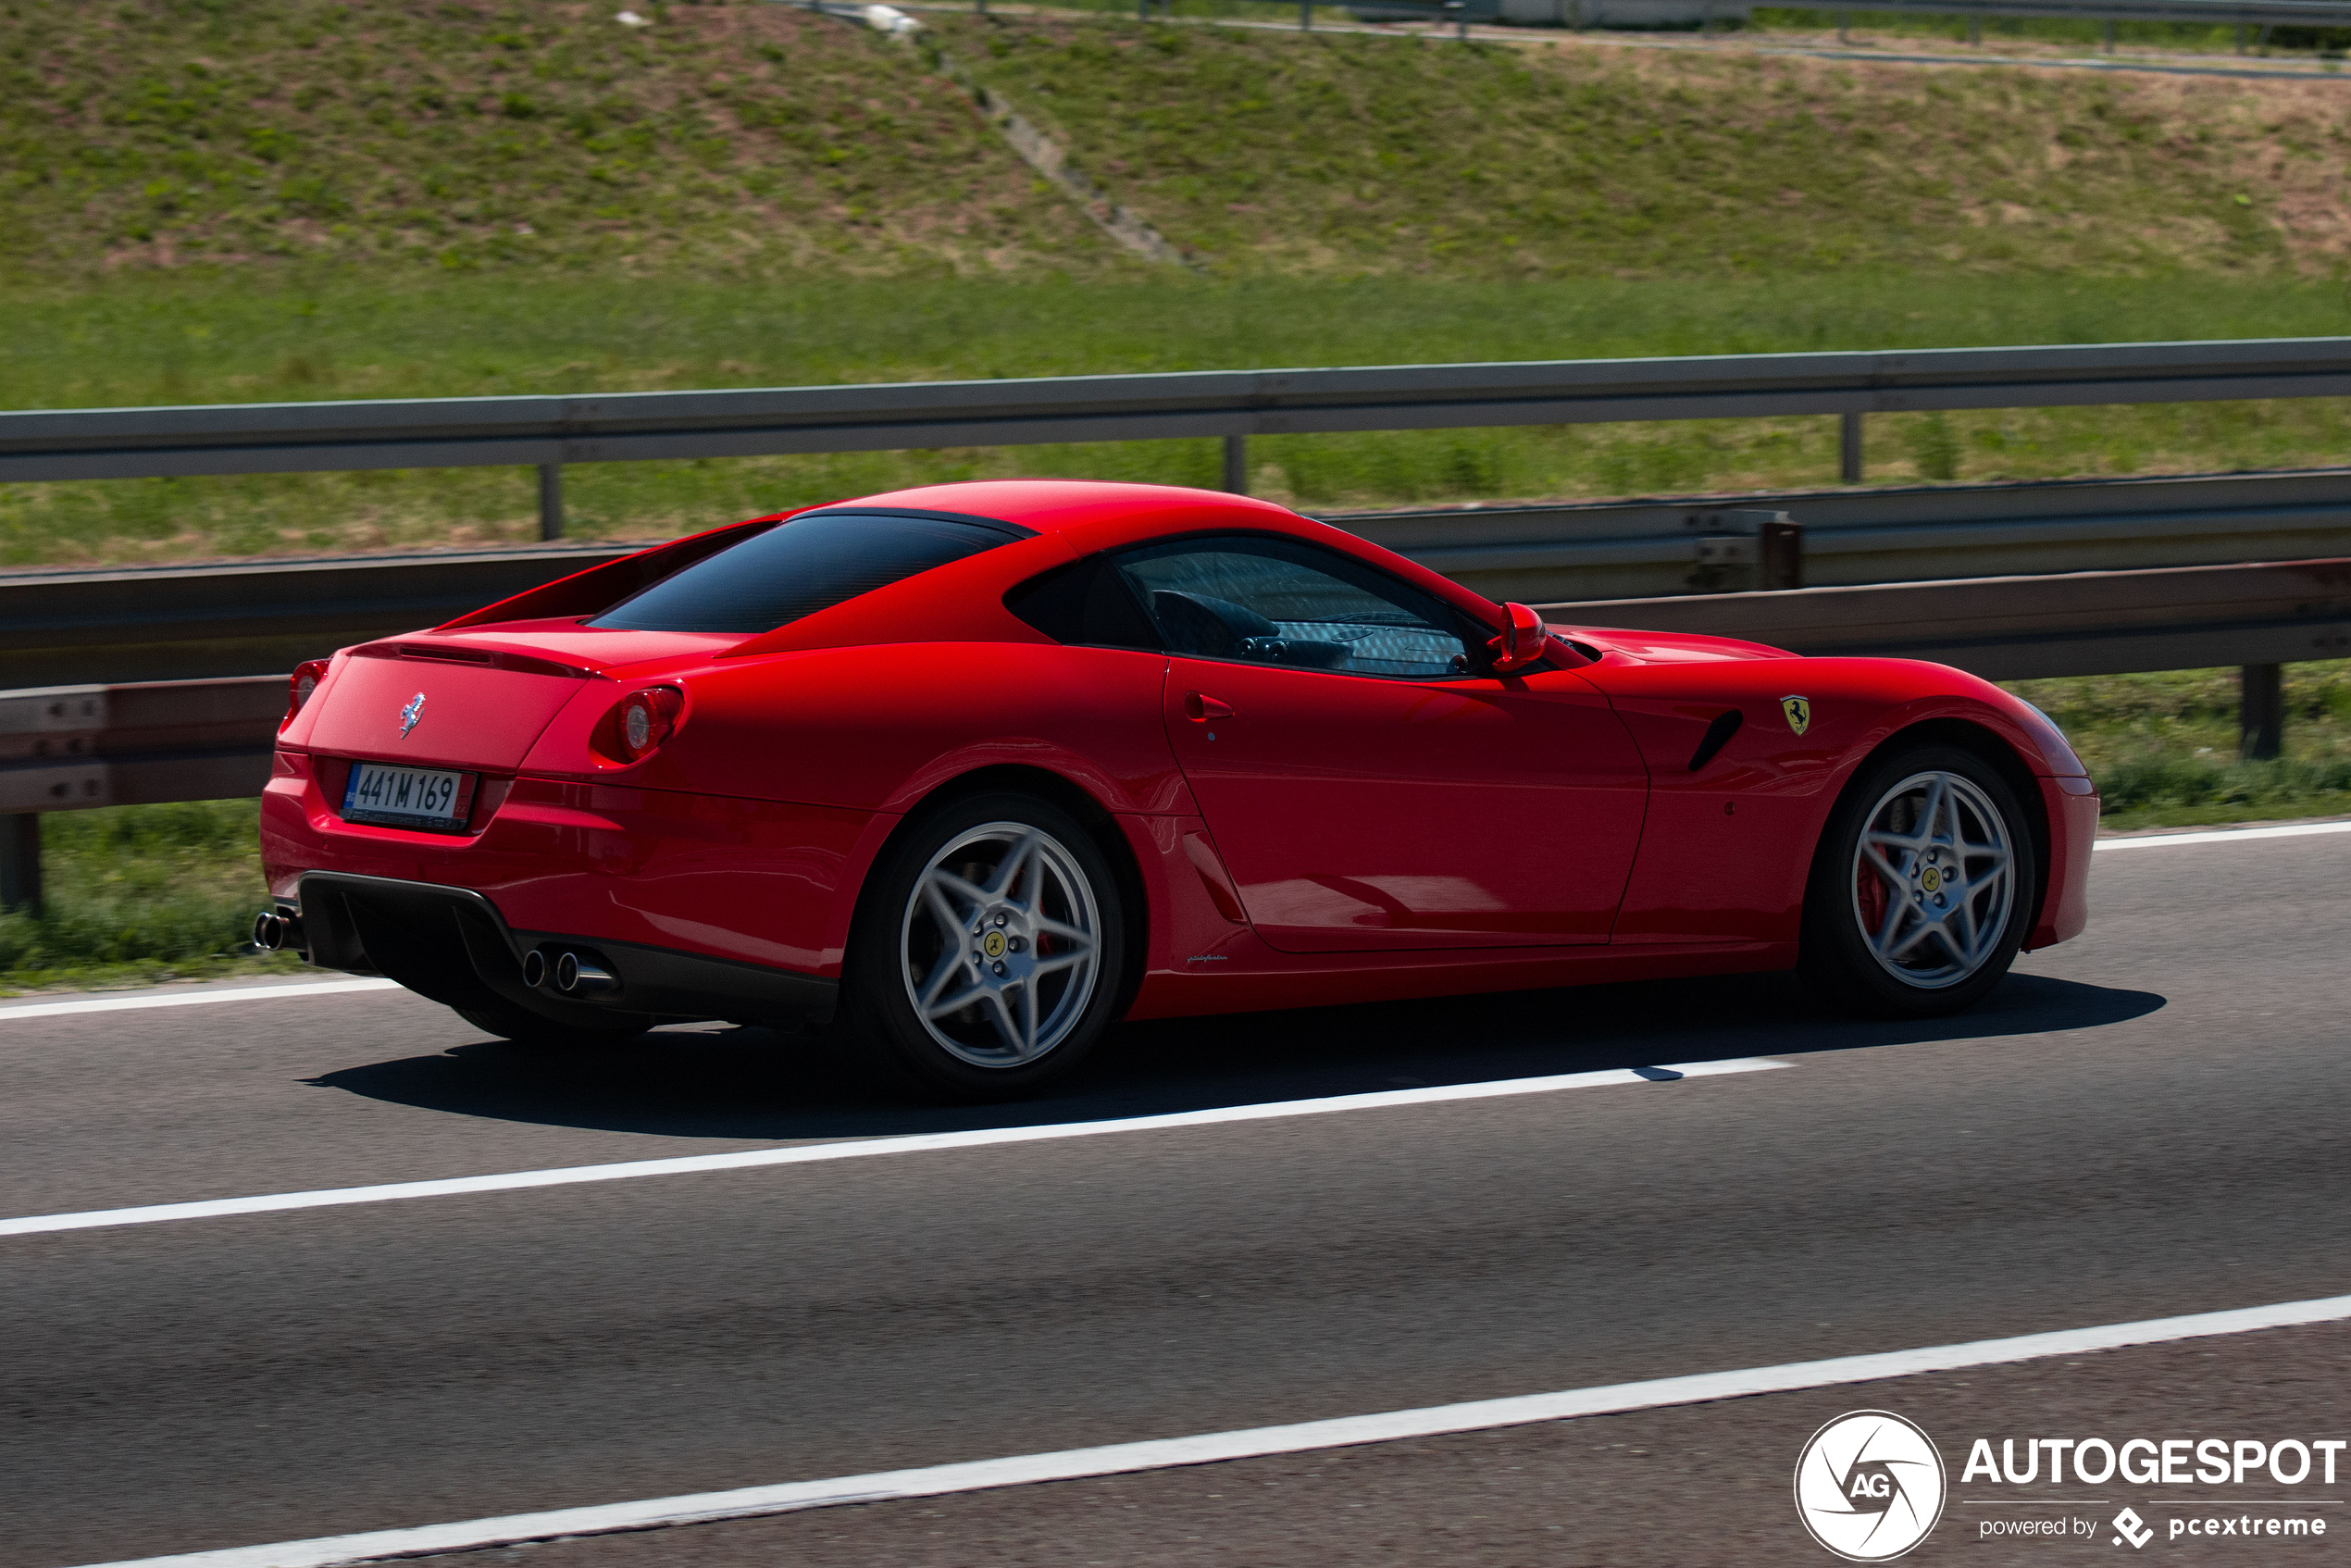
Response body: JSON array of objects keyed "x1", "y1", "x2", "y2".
[
  {"x1": 399, "y1": 691, "x2": 427, "y2": 738},
  {"x1": 1780, "y1": 695, "x2": 1811, "y2": 736}
]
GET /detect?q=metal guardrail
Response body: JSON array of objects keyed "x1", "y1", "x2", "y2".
[
  {"x1": 1534, "y1": 556, "x2": 2351, "y2": 679},
  {"x1": 0, "y1": 677, "x2": 282, "y2": 910},
  {"x1": 0, "y1": 543, "x2": 636, "y2": 689},
  {"x1": 1350, "y1": 466, "x2": 2351, "y2": 604},
  {"x1": 10, "y1": 339, "x2": 2351, "y2": 486},
  {"x1": 1773, "y1": 0, "x2": 2351, "y2": 26},
  {"x1": 6, "y1": 467, "x2": 2345, "y2": 688}
]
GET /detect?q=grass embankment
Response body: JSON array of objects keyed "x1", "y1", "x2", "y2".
[
  {"x1": 9, "y1": 4, "x2": 2351, "y2": 561},
  {"x1": 0, "y1": 0, "x2": 1112, "y2": 280},
  {"x1": 1750, "y1": 7, "x2": 2348, "y2": 59},
  {"x1": 2007, "y1": 661, "x2": 2351, "y2": 830},
  {"x1": 0, "y1": 801, "x2": 300, "y2": 993},
  {"x1": 12, "y1": 664, "x2": 2341, "y2": 992}
]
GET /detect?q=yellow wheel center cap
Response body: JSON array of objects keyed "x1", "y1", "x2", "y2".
[
  {"x1": 1921, "y1": 866, "x2": 1942, "y2": 893},
  {"x1": 983, "y1": 930, "x2": 1007, "y2": 960}
]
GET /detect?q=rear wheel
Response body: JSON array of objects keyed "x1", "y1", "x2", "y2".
[
  {"x1": 1800, "y1": 744, "x2": 2036, "y2": 1016},
  {"x1": 454, "y1": 1002, "x2": 652, "y2": 1053},
  {"x1": 844, "y1": 791, "x2": 1126, "y2": 1101}
]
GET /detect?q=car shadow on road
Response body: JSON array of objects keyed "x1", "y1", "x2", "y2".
[{"x1": 305, "y1": 968, "x2": 2164, "y2": 1142}]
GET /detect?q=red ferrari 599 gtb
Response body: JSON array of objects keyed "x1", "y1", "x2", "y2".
[{"x1": 258, "y1": 480, "x2": 2097, "y2": 1099}]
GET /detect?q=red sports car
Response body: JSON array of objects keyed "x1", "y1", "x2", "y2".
[{"x1": 258, "y1": 480, "x2": 2097, "y2": 1099}]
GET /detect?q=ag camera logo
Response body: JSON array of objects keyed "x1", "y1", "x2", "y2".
[{"x1": 1796, "y1": 1411, "x2": 1948, "y2": 1562}]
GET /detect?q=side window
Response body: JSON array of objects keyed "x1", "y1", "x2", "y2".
[
  {"x1": 1113, "y1": 535, "x2": 1475, "y2": 679},
  {"x1": 1003, "y1": 555, "x2": 1163, "y2": 650}
]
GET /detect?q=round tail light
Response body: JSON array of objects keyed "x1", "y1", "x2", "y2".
[
  {"x1": 283, "y1": 659, "x2": 331, "y2": 730},
  {"x1": 592, "y1": 686, "x2": 685, "y2": 765}
]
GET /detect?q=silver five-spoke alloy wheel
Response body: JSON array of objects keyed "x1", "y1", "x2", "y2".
[
  {"x1": 1849, "y1": 769, "x2": 2016, "y2": 989},
  {"x1": 899, "y1": 821, "x2": 1102, "y2": 1068}
]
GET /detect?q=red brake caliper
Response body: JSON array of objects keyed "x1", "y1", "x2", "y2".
[{"x1": 1856, "y1": 852, "x2": 1888, "y2": 937}]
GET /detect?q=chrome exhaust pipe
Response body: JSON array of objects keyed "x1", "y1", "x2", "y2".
[
  {"x1": 520, "y1": 950, "x2": 547, "y2": 989},
  {"x1": 554, "y1": 952, "x2": 618, "y2": 995},
  {"x1": 252, "y1": 911, "x2": 302, "y2": 952}
]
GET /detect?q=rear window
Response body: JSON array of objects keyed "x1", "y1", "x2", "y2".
[{"x1": 591, "y1": 511, "x2": 1023, "y2": 634}]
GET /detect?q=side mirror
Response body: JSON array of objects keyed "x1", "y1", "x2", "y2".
[{"x1": 1486, "y1": 602, "x2": 1547, "y2": 675}]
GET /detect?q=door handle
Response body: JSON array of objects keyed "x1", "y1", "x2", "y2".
[{"x1": 1183, "y1": 691, "x2": 1235, "y2": 722}]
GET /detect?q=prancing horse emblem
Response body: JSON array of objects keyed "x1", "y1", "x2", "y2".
[
  {"x1": 1780, "y1": 694, "x2": 1811, "y2": 736},
  {"x1": 399, "y1": 691, "x2": 427, "y2": 738}
]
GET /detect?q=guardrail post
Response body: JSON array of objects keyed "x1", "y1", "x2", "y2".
[
  {"x1": 2101, "y1": 18, "x2": 2115, "y2": 49},
  {"x1": 538, "y1": 464, "x2": 564, "y2": 541},
  {"x1": 1761, "y1": 516, "x2": 1804, "y2": 590},
  {"x1": 1300, "y1": 0, "x2": 1312, "y2": 28},
  {"x1": 1839, "y1": 411, "x2": 1864, "y2": 483},
  {"x1": 1966, "y1": 14, "x2": 1979, "y2": 42},
  {"x1": 0, "y1": 813, "x2": 39, "y2": 916},
  {"x1": 2241, "y1": 663, "x2": 2284, "y2": 761},
  {"x1": 1837, "y1": 6, "x2": 1849, "y2": 42},
  {"x1": 1223, "y1": 435, "x2": 1249, "y2": 495}
]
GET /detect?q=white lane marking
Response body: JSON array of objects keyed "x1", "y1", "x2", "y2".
[
  {"x1": 0, "y1": 1058, "x2": 1782, "y2": 1240},
  {"x1": 69, "y1": 1291, "x2": 2351, "y2": 1568},
  {"x1": 0, "y1": 978, "x2": 399, "y2": 1023},
  {"x1": 2096, "y1": 820, "x2": 2351, "y2": 852}
]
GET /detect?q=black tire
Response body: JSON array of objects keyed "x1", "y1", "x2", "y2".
[
  {"x1": 1799, "y1": 743, "x2": 2037, "y2": 1017},
  {"x1": 454, "y1": 1003, "x2": 652, "y2": 1053},
  {"x1": 843, "y1": 790, "x2": 1128, "y2": 1101}
]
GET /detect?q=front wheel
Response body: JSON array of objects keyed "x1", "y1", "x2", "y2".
[
  {"x1": 1800, "y1": 744, "x2": 2037, "y2": 1016},
  {"x1": 843, "y1": 792, "x2": 1127, "y2": 1101}
]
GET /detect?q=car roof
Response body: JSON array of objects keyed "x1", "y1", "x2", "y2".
[{"x1": 827, "y1": 479, "x2": 1311, "y2": 551}]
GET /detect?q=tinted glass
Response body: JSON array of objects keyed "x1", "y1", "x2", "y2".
[
  {"x1": 1114, "y1": 536, "x2": 1474, "y2": 678},
  {"x1": 1003, "y1": 555, "x2": 1162, "y2": 650},
  {"x1": 593, "y1": 512, "x2": 1014, "y2": 633}
]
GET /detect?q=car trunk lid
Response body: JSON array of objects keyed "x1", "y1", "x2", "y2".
[{"x1": 295, "y1": 626, "x2": 741, "y2": 771}]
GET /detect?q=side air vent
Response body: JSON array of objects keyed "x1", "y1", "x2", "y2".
[{"x1": 1687, "y1": 707, "x2": 1744, "y2": 772}]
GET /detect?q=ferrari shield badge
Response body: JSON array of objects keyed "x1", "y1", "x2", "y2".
[{"x1": 1780, "y1": 695, "x2": 1811, "y2": 736}]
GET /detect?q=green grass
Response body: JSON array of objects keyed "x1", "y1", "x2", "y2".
[
  {"x1": 0, "y1": 800, "x2": 301, "y2": 994},
  {"x1": 925, "y1": 13, "x2": 2326, "y2": 279},
  {"x1": 1751, "y1": 7, "x2": 2345, "y2": 57},
  {"x1": 10, "y1": 0, "x2": 2351, "y2": 562},
  {"x1": 2005, "y1": 660, "x2": 2351, "y2": 829},
  {"x1": 0, "y1": 0, "x2": 1117, "y2": 282}
]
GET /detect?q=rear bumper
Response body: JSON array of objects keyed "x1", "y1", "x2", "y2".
[
  {"x1": 289, "y1": 871, "x2": 837, "y2": 1027},
  {"x1": 2027, "y1": 775, "x2": 2099, "y2": 951}
]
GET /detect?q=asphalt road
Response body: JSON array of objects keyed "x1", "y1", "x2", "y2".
[{"x1": 3, "y1": 829, "x2": 2346, "y2": 1567}]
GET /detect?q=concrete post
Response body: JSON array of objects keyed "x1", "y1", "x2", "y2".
[
  {"x1": 538, "y1": 464, "x2": 565, "y2": 541},
  {"x1": 1839, "y1": 411, "x2": 1864, "y2": 484},
  {"x1": 2241, "y1": 663, "x2": 2284, "y2": 761},
  {"x1": 1, "y1": 813, "x2": 40, "y2": 917},
  {"x1": 1223, "y1": 435, "x2": 1249, "y2": 495}
]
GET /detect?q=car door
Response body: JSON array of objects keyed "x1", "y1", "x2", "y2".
[{"x1": 1112, "y1": 533, "x2": 1650, "y2": 953}]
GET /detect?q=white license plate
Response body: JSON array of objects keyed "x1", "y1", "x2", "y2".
[{"x1": 342, "y1": 762, "x2": 476, "y2": 832}]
